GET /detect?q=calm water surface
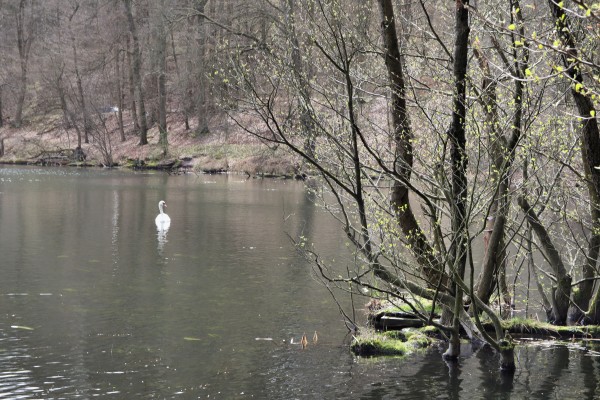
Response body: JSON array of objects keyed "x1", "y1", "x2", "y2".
[{"x1": 1, "y1": 166, "x2": 600, "y2": 399}]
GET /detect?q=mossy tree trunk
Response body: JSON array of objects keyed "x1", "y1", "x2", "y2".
[{"x1": 499, "y1": 340, "x2": 516, "y2": 372}]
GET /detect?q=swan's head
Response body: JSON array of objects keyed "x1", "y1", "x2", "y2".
[{"x1": 158, "y1": 200, "x2": 167, "y2": 212}]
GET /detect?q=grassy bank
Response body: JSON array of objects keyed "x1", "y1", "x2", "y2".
[{"x1": 351, "y1": 328, "x2": 438, "y2": 357}]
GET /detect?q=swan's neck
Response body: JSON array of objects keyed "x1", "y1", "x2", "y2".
[{"x1": 159, "y1": 204, "x2": 165, "y2": 214}]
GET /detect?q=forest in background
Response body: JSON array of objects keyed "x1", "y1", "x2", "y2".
[
  {"x1": 0, "y1": 0, "x2": 298, "y2": 173},
  {"x1": 1, "y1": 0, "x2": 600, "y2": 370}
]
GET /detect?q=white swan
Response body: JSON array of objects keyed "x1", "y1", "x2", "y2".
[{"x1": 155, "y1": 200, "x2": 171, "y2": 231}]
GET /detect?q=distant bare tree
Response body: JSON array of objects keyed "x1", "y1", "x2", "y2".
[
  {"x1": 13, "y1": 0, "x2": 36, "y2": 127},
  {"x1": 67, "y1": 1, "x2": 90, "y2": 144},
  {"x1": 125, "y1": 36, "x2": 140, "y2": 132},
  {"x1": 190, "y1": 0, "x2": 209, "y2": 135},
  {"x1": 153, "y1": 0, "x2": 169, "y2": 154},
  {"x1": 123, "y1": 0, "x2": 148, "y2": 145},
  {"x1": 115, "y1": 47, "x2": 126, "y2": 142}
]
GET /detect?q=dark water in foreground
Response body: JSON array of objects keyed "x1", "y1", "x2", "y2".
[{"x1": 1, "y1": 166, "x2": 600, "y2": 399}]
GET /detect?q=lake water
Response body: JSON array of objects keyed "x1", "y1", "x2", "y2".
[{"x1": 1, "y1": 166, "x2": 600, "y2": 399}]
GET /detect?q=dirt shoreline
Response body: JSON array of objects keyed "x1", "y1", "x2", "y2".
[{"x1": 0, "y1": 113, "x2": 300, "y2": 178}]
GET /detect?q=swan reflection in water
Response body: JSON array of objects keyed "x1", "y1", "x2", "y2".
[
  {"x1": 156, "y1": 200, "x2": 171, "y2": 253},
  {"x1": 157, "y1": 228, "x2": 169, "y2": 253}
]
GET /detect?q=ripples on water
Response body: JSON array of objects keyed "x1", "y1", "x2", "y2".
[{"x1": 0, "y1": 337, "x2": 39, "y2": 398}]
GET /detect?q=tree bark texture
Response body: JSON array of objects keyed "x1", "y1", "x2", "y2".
[
  {"x1": 448, "y1": 0, "x2": 469, "y2": 282},
  {"x1": 378, "y1": 0, "x2": 447, "y2": 290}
]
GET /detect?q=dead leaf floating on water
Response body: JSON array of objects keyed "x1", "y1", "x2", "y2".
[
  {"x1": 289, "y1": 331, "x2": 318, "y2": 348},
  {"x1": 11, "y1": 325, "x2": 34, "y2": 331}
]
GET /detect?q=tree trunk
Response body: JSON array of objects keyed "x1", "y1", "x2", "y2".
[
  {"x1": 14, "y1": 0, "x2": 33, "y2": 128},
  {"x1": 156, "y1": 0, "x2": 168, "y2": 155},
  {"x1": 68, "y1": 4, "x2": 89, "y2": 144},
  {"x1": 547, "y1": 0, "x2": 600, "y2": 325},
  {"x1": 378, "y1": 0, "x2": 448, "y2": 290},
  {"x1": 448, "y1": 0, "x2": 469, "y2": 282},
  {"x1": 285, "y1": 0, "x2": 315, "y2": 159},
  {"x1": 499, "y1": 340, "x2": 516, "y2": 372},
  {"x1": 474, "y1": 0, "x2": 528, "y2": 311},
  {"x1": 126, "y1": 37, "x2": 140, "y2": 132},
  {"x1": 518, "y1": 196, "x2": 571, "y2": 324},
  {"x1": 443, "y1": 326, "x2": 461, "y2": 361},
  {"x1": 193, "y1": 0, "x2": 209, "y2": 135},
  {"x1": 473, "y1": 43, "x2": 504, "y2": 306},
  {"x1": 115, "y1": 47, "x2": 126, "y2": 142},
  {"x1": 444, "y1": 0, "x2": 470, "y2": 360},
  {"x1": 123, "y1": 0, "x2": 148, "y2": 145},
  {"x1": 581, "y1": 228, "x2": 600, "y2": 323},
  {"x1": 55, "y1": 68, "x2": 73, "y2": 133},
  {"x1": 169, "y1": 30, "x2": 190, "y2": 131}
]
